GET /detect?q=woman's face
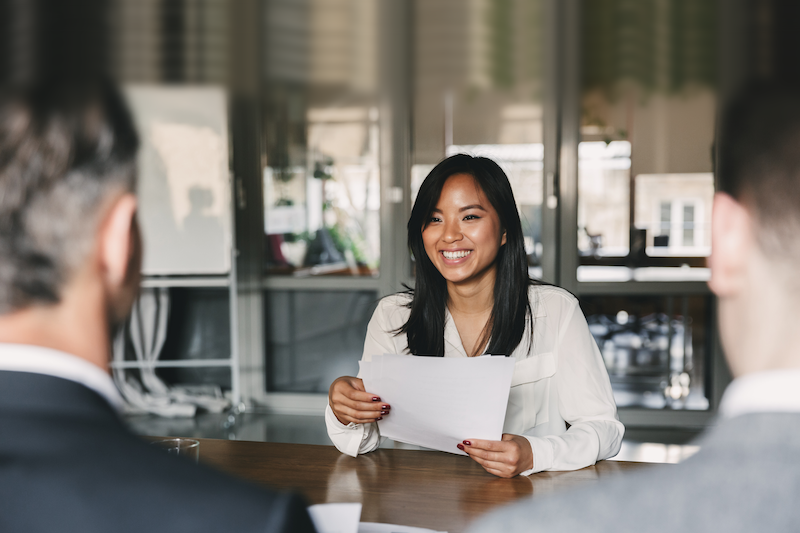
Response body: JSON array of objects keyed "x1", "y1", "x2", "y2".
[{"x1": 422, "y1": 173, "x2": 507, "y2": 287}]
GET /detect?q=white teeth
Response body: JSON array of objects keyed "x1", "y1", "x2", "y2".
[{"x1": 442, "y1": 250, "x2": 471, "y2": 259}]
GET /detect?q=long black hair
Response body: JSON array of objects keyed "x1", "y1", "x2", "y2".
[{"x1": 398, "y1": 154, "x2": 540, "y2": 356}]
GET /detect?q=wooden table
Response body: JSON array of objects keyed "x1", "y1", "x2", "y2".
[{"x1": 194, "y1": 438, "x2": 660, "y2": 533}]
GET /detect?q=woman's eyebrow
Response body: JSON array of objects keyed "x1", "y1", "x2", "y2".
[{"x1": 459, "y1": 204, "x2": 487, "y2": 212}]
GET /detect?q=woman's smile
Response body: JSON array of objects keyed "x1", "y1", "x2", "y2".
[{"x1": 441, "y1": 249, "x2": 472, "y2": 261}]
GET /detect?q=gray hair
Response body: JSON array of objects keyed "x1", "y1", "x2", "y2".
[{"x1": 0, "y1": 80, "x2": 139, "y2": 314}]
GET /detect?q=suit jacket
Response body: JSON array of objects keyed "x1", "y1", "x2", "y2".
[
  {"x1": 468, "y1": 412, "x2": 800, "y2": 532},
  {"x1": 0, "y1": 371, "x2": 316, "y2": 533}
]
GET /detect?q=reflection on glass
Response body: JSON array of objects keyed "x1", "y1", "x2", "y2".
[
  {"x1": 263, "y1": 0, "x2": 380, "y2": 276},
  {"x1": 579, "y1": 0, "x2": 717, "y2": 269},
  {"x1": 578, "y1": 141, "x2": 631, "y2": 258},
  {"x1": 581, "y1": 294, "x2": 710, "y2": 410},
  {"x1": 413, "y1": 0, "x2": 544, "y2": 268},
  {"x1": 635, "y1": 173, "x2": 713, "y2": 256},
  {"x1": 265, "y1": 290, "x2": 378, "y2": 393}
]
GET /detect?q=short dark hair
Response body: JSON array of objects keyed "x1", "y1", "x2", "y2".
[
  {"x1": 0, "y1": 79, "x2": 139, "y2": 313},
  {"x1": 719, "y1": 83, "x2": 800, "y2": 257},
  {"x1": 400, "y1": 154, "x2": 539, "y2": 356}
]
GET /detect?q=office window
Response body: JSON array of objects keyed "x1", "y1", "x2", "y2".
[
  {"x1": 412, "y1": 0, "x2": 545, "y2": 272},
  {"x1": 578, "y1": 0, "x2": 717, "y2": 271},
  {"x1": 683, "y1": 204, "x2": 695, "y2": 246},
  {"x1": 262, "y1": 0, "x2": 380, "y2": 276},
  {"x1": 659, "y1": 201, "x2": 671, "y2": 243}
]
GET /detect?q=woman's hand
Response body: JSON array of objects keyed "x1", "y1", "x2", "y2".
[
  {"x1": 328, "y1": 376, "x2": 390, "y2": 426},
  {"x1": 458, "y1": 434, "x2": 533, "y2": 478}
]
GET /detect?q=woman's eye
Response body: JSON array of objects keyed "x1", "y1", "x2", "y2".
[
  {"x1": 429, "y1": 216, "x2": 442, "y2": 223},
  {"x1": 463, "y1": 214, "x2": 480, "y2": 221}
]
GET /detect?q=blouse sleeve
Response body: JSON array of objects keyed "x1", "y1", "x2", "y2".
[
  {"x1": 521, "y1": 297, "x2": 624, "y2": 473},
  {"x1": 325, "y1": 298, "x2": 399, "y2": 457}
]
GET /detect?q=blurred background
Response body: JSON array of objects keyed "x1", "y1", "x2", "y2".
[{"x1": 2, "y1": 0, "x2": 799, "y2": 447}]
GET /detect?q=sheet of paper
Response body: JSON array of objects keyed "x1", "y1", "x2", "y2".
[
  {"x1": 358, "y1": 522, "x2": 447, "y2": 533},
  {"x1": 360, "y1": 354, "x2": 516, "y2": 455},
  {"x1": 308, "y1": 503, "x2": 362, "y2": 533}
]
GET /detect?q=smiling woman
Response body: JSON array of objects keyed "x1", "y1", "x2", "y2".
[{"x1": 326, "y1": 154, "x2": 624, "y2": 478}]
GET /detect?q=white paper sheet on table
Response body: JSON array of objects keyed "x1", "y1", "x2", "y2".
[
  {"x1": 360, "y1": 354, "x2": 516, "y2": 456},
  {"x1": 359, "y1": 522, "x2": 447, "y2": 533},
  {"x1": 308, "y1": 503, "x2": 447, "y2": 533},
  {"x1": 308, "y1": 503, "x2": 362, "y2": 533}
]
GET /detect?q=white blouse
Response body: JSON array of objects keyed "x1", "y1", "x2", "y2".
[{"x1": 325, "y1": 284, "x2": 624, "y2": 475}]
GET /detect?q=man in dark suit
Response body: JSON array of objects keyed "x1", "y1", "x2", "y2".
[
  {"x1": 0, "y1": 81, "x2": 316, "y2": 532},
  {"x1": 468, "y1": 84, "x2": 800, "y2": 532}
]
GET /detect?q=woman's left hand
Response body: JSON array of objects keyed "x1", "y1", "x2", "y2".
[{"x1": 458, "y1": 434, "x2": 533, "y2": 478}]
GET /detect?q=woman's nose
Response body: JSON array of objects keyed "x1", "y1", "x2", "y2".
[{"x1": 442, "y1": 219, "x2": 462, "y2": 242}]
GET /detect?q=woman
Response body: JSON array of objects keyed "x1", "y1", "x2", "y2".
[{"x1": 326, "y1": 154, "x2": 623, "y2": 478}]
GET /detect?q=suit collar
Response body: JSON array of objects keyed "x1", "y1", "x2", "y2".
[
  {"x1": 0, "y1": 371, "x2": 122, "y2": 424},
  {"x1": 0, "y1": 343, "x2": 123, "y2": 410}
]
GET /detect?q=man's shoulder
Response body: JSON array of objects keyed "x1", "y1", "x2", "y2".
[
  {"x1": 0, "y1": 403, "x2": 315, "y2": 533},
  {"x1": 469, "y1": 414, "x2": 800, "y2": 533}
]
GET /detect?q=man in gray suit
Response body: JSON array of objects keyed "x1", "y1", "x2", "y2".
[{"x1": 468, "y1": 84, "x2": 800, "y2": 532}]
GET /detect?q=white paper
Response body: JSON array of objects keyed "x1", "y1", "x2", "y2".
[
  {"x1": 360, "y1": 354, "x2": 516, "y2": 455},
  {"x1": 308, "y1": 503, "x2": 362, "y2": 533},
  {"x1": 358, "y1": 522, "x2": 447, "y2": 533}
]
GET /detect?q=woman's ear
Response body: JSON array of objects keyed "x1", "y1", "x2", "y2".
[{"x1": 501, "y1": 229, "x2": 507, "y2": 246}]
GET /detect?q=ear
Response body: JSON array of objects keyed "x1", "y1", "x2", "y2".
[
  {"x1": 98, "y1": 193, "x2": 140, "y2": 294},
  {"x1": 501, "y1": 229, "x2": 507, "y2": 246},
  {"x1": 708, "y1": 192, "x2": 754, "y2": 297}
]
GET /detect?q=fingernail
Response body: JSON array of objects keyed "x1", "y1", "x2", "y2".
[
  {"x1": 457, "y1": 443, "x2": 465, "y2": 451},
  {"x1": 463, "y1": 440, "x2": 471, "y2": 446},
  {"x1": 378, "y1": 417, "x2": 383, "y2": 420},
  {"x1": 381, "y1": 405, "x2": 389, "y2": 410},
  {"x1": 381, "y1": 410, "x2": 388, "y2": 415},
  {"x1": 372, "y1": 397, "x2": 380, "y2": 401}
]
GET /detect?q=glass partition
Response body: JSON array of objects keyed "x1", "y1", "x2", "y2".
[
  {"x1": 262, "y1": 0, "x2": 380, "y2": 277},
  {"x1": 580, "y1": 294, "x2": 711, "y2": 410},
  {"x1": 578, "y1": 0, "x2": 717, "y2": 279},
  {"x1": 412, "y1": 0, "x2": 545, "y2": 273},
  {"x1": 265, "y1": 290, "x2": 378, "y2": 393}
]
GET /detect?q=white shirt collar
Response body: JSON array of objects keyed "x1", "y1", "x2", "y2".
[
  {"x1": 0, "y1": 343, "x2": 124, "y2": 411},
  {"x1": 719, "y1": 368, "x2": 800, "y2": 419}
]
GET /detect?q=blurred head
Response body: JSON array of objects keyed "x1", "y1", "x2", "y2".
[
  {"x1": 717, "y1": 83, "x2": 800, "y2": 262},
  {"x1": 409, "y1": 154, "x2": 527, "y2": 290},
  {"x1": 0, "y1": 79, "x2": 140, "y2": 320},
  {"x1": 710, "y1": 83, "x2": 800, "y2": 375}
]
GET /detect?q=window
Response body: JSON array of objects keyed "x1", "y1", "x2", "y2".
[
  {"x1": 262, "y1": 0, "x2": 380, "y2": 277},
  {"x1": 578, "y1": 0, "x2": 717, "y2": 272},
  {"x1": 412, "y1": 0, "x2": 545, "y2": 272}
]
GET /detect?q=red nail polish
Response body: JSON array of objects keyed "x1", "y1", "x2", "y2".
[
  {"x1": 381, "y1": 411, "x2": 388, "y2": 415},
  {"x1": 463, "y1": 440, "x2": 471, "y2": 446},
  {"x1": 457, "y1": 443, "x2": 464, "y2": 451},
  {"x1": 381, "y1": 405, "x2": 389, "y2": 409},
  {"x1": 372, "y1": 397, "x2": 380, "y2": 401},
  {"x1": 378, "y1": 417, "x2": 383, "y2": 420}
]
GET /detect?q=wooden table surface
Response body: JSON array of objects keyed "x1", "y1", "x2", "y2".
[{"x1": 194, "y1": 438, "x2": 660, "y2": 533}]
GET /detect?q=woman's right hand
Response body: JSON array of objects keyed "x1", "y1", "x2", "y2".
[{"x1": 328, "y1": 376, "x2": 390, "y2": 426}]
